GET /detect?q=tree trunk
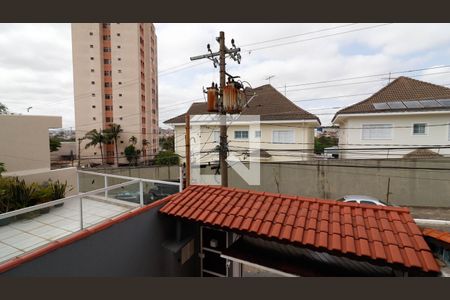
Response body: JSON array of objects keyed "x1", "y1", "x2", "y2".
[
  {"x1": 114, "y1": 138, "x2": 119, "y2": 167},
  {"x1": 99, "y1": 143, "x2": 104, "y2": 165}
]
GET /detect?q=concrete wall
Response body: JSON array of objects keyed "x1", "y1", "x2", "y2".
[
  {"x1": 50, "y1": 142, "x2": 77, "y2": 160},
  {"x1": 78, "y1": 165, "x2": 180, "y2": 192},
  {"x1": 335, "y1": 112, "x2": 450, "y2": 159},
  {"x1": 199, "y1": 159, "x2": 450, "y2": 208},
  {"x1": 173, "y1": 121, "x2": 317, "y2": 164},
  {"x1": 2, "y1": 202, "x2": 200, "y2": 276},
  {"x1": 0, "y1": 115, "x2": 62, "y2": 173}
]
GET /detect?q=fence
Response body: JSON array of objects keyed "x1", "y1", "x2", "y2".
[
  {"x1": 198, "y1": 158, "x2": 450, "y2": 208},
  {"x1": 0, "y1": 170, "x2": 182, "y2": 265}
]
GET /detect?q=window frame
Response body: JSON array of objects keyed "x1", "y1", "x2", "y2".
[
  {"x1": 254, "y1": 130, "x2": 261, "y2": 138},
  {"x1": 234, "y1": 130, "x2": 249, "y2": 140},
  {"x1": 412, "y1": 123, "x2": 428, "y2": 136},
  {"x1": 272, "y1": 129, "x2": 295, "y2": 144},
  {"x1": 361, "y1": 123, "x2": 393, "y2": 140}
]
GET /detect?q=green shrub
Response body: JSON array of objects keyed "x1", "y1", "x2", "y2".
[{"x1": 155, "y1": 151, "x2": 179, "y2": 166}]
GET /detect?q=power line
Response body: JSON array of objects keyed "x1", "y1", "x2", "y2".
[{"x1": 244, "y1": 23, "x2": 393, "y2": 52}]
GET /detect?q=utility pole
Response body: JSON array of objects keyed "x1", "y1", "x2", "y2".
[
  {"x1": 185, "y1": 114, "x2": 191, "y2": 188},
  {"x1": 190, "y1": 31, "x2": 241, "y2": 187},
  {"x1": 77, "y1": 137, "x2": 85, "y2": 168},
  {"x1": 265, "y1": 75, "x2": 275, "y2": 84}
]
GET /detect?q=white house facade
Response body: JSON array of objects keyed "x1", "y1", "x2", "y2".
[{"x1": 332, "y1": 77, "x2": 450, "y2": 159}]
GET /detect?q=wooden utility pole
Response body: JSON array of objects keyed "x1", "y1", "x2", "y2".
[
  {"x1": 190, "y1": 31, "x2": 241, "y2": 187},
  {"x1": 185, "y1": 113, "x2": 191, "y2": 187},
  {"x1": 77, "y1": 137, "x2": 84, "y2": 168},
  {"x1": 218, "y1": 31, "x2": 228, "y2": 187}
]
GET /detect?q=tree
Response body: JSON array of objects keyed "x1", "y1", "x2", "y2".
[
  {"x1": 104, "y1": 123, "x2": 123, "y2": 167},
  {"x1": 0, "y1": 102, "x2": 8, "y2": 115},
  {"x1": 84, "y1": 129, "x2": 107, "y2": 165},
  {"x1": 160, "y1": 136, "x2": 174, "y2": 151},
  {"x1": 155, "y1": 151, "x2": 179, "y2": 166},
  {"x1": 49, "y1": 136, "x2": 62, "y2": 152},
  {"x1": 129, "y1": 135, "x2": 137, "y2": 146},
  {"x1": 124, "y1": 145, "x2": 140, "y2": 166},
  {"x1": 314, "y1": 136, "x2": 338, "y2": 154}
]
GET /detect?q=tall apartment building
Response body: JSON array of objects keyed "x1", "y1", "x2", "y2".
[{"x1": 72, "y1": 23, "x2": 159, "y2": 165}]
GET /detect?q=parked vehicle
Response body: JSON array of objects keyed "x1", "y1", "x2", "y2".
[
  {"x1": 336, "y1": 195, "x2": 388, "y2": 206},
  {"x1": 114, "y1": 182, "x2": 179, "y2": 205}
]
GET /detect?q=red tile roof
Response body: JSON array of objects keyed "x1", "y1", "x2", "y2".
[
  {"x1": 160, "y1": 185, "x2": 440, "y2": 274},
  {"x1": 422, "y1": 228, "x2": 450, "y2": 245}
]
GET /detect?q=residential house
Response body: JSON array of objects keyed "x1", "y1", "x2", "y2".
[
  {"x1": 332, "y1": 77, "x2": 450, "y2": 159},
  {"x1": 164, "y1": 84, "x2": 320, "y2": 164}
]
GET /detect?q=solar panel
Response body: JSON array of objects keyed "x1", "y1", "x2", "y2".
[
  {"x1": 403, "y1": 101, "x2": 423, "y2": 108},
  {"x1": 437, "y1": 99, "x2": 450, "y2": 107},
  {"x1": 373, "y1": 102, "x2": 390, "y2": 110},
  {"x1": 420, "y1": 100, "x2": 442, "y2": 107},
  {"x1": 387, "y1": 101, "x2": 406, "y2": 109}
]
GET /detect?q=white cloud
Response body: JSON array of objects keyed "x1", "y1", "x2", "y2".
[{"x1": 1, "y1": 23, "x2": 450, "y2": 128}]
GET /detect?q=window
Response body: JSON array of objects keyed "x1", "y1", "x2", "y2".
[
  {"x1": 90, "y1": 57, "x2": 94, "y2": 60},
  {"x1": 273, "y1": 130, "x2": 294, "y2": 143},
  {"x1": 89, "y1": 32, "x2": 93, "y2": 36},
  {"x1": 105, "y1": 106, "x2": 112, "y2": 111},
  {"x1": 92, "y1": 105, "x2": 96, "y2": 108},
  {"x1": 103, "y1": 47, "x2": 111, "y2": 52},
  {"x1": 119, "y1": 105, "x2": 123, "y2": 109},
  {"x1": 119, "y1": 94, "x2": 123, "y2": 97},
  {"x1": 90, "y1": 69, "x2": 94, "y2": 73},
  {"x1": 91, "y1": 93, "x2": 96, "y2": 97},
  {"x1": 90, "y1": 44, "x2": 94, "y2": 48},
  {"x1": 92, "y1": 117, "x2": 96, "y2": 121},
  {"x1": 118, "y1": 81, "x2": 122, "y2": 85},
  {"x1": 118, "y1": 57, "x2": 121, "y2": 61},
  {"x1": 119, "y1": 117, "x2": 123, "y2": 120},
  {"x1": 105, "y1": 94, "x2": 112, "y2": 99},
  {"x1": 104, "y1": 82, "x2": 112, "y2": 87},
  {"x1": 117, "y1": 45, "x2": 121, "y2": 49},
  {"x1": 91, "y1": 81, "x2": 95, "y2": 85},
  {"x1": 106, "y1": 117, "x2": 113, "y2": 122},
  {"x1": 120, "y1": 141, "x2": 124, "y2": 144},
  {"x1": 234, "y1": 131, "x2": 249, "y2": 139},
  {"x1": 104, "y1": 71, "x2": 112, "y2": 76},
  {"x1": 255, "y1": 130, "x2": 261, "y2": 138},
  {"x1": 362, "y1": 124, "x2": 393, "y2": 140},
  {"x1": 118, "y1": 69, "x2": 122, "y2": 73},
  {"x1": 104, "y1": 59, "x2": 111, "y2": 64},
  {"x1": 103, "y1": 35, "x2": 110, "y2": 40},
  {"x1": 117, "y1": 33, "x2": 121, "y2": 37},
  {"x1": 213, "y1": 131, "x2": 220, "y2": 143},
  {"x1": 413, "y1": 123, "x2": 427, "y2": 135}
]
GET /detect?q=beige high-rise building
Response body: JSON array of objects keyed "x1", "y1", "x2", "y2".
[{"x1": 71, "y1": 23, "x2": 159, "y2": 165}]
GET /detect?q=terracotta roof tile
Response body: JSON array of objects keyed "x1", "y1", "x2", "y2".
[
  {"x1": 422, "y1": 228, "x2": 450, "y2": 244},
  {"x1": 160, "y1": 185, "x2": 440, "y2": 274}
]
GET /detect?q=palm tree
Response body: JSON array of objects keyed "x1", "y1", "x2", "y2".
[
  {"x1": 141, "y1": 139, "x2": 149, "y2": 165},
  {"x1": 104, "y1": 123, "x2": 123, "y2": 167},
  {"x1": 129, "y1": 135, "x2": 137, "y2": 146},
  {"x1": 84, "y1": 129, "x2": 107, "y2": 165}
]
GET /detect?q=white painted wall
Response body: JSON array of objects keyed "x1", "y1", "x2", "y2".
[
  {"x1": 173, "y1": 121, "x2": 317, "y2": 163},
  {"x1": 335, "y1": 112, "x2": 450, "y2": 159}
]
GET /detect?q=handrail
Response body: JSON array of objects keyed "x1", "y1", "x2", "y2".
[
  {"x1": 0, "y1": 179, "x2": 140, "y2": 220},
  {"x1": 77, "y1": 170, "x2": 181, "y2": 186}
]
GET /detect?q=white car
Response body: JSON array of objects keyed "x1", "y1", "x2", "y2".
[{"x1": 336, "y1": 195, "x2": 388, "y2": 206}]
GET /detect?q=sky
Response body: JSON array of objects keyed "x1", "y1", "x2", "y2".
[{"x1": 1, "y1": 23, "x2": 450, "y2": 128}]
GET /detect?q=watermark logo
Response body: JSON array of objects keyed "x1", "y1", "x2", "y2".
[{"x1": 189, "y1": 114, "x2": 261, "y2": 186}]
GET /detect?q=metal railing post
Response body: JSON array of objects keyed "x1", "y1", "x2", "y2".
[
  {"x1": 77, "y1": 171, "x2": 80, "y2": 194},
  {"x1": 79, "y1": 197, "x2": 84, "y2": 230},
  {"x1": 104, "y1": 175, "x2": 108, "y2": 199},
  {"x1": 139, "y1": 180, "x2": 144, "y2": 207}
]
